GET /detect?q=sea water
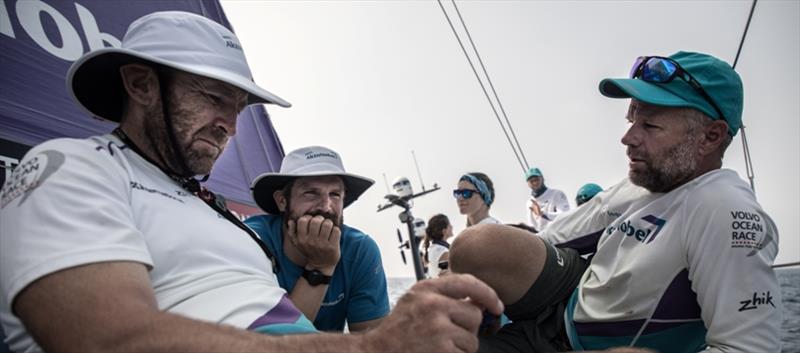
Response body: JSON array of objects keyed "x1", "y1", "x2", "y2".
[{"x1": 388, "y1": 268, "x2": 800, "y2": 352}]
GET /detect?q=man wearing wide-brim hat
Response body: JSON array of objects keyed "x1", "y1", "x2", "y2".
[
  {"x1": 0, "y1": 11, "x2": 503, "y2": 353},
  {"x1": 247, "y1": 146, "x2": 389, "y2": 332}
]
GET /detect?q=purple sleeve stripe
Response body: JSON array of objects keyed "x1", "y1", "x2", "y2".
[
  {"x1": 555, "y1": 229, "x2": 604, "y2": 255},
  {"x1": 247, "y1": 294, "x2": 304, "y2": 329}
]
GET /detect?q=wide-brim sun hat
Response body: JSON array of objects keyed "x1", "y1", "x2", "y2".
[
  {"x1": 251, "y1": 146, "x2": 374, "y2": 214},
  {"x1": 599, "y1": 51, "x2": 743, "y2": 136},
  {"x1": 67, "y1": 11, "x2": 290, "y2": 122}
]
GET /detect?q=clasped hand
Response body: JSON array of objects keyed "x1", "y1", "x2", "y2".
[{"x1": 286, "y1": 215, "x2": 341, "y2": 272}]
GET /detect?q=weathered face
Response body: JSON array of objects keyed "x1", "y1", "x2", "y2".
[
  {"x1": 621, "y1": 100, "x2": 704, "y2": 192},
  {"x1": 455, "y1": 179, "x2": 485, "y2": 215},
  {"x1": 146, "y1": 70, "x2": 247, "y2": 175},
  {"x1": 527, "y1": 176, "x2": 543, "y2": 191},
  {"x1": 278, "y1": 176, "x2": 345, "y2": 226}
]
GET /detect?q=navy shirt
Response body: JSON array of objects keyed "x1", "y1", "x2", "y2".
[{"x1": 245, "y1": 214, "x2": 390, "y2": 331}]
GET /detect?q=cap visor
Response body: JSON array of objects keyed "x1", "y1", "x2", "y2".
[{"x1": 599, "y1": 78, "x2": 692, "y2": 108}]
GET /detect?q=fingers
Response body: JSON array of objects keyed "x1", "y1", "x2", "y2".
[
  {"x1": 306, "y1": 215, "x2": 323, "y2": 240},
  {"x1": 446, "y1": 299, "x2": 483, "y2": 334},
  {"x1": 450, "y1": 327, "x2": 480, "y2": 353},
  {"x1": 330, "y1": 225, "x2": 341, "y2": 244},
  {"x1": 300, "y1": 215, "x2": 338, "y2": 242},
  {"x1": 421, "y1": 274, "x2": 504, "y2": 316},
  {"x1": 286, "y1": 219, "x2": 297, "y2": 246},
  {"x1": 318, "y1": 217, "x2": 334, "y2": 241},
  {"x1": 291, "y1": 215, "x2": 341, "y2": 270},
  {"x1": 296, "y1": 215, "x2": 311, "y2": 242},
  {"x1": 428, "y1": 314, "x2": 479, "y2": 353}
]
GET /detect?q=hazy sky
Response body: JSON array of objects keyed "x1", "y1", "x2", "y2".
[{"x1": 221, "y1": 0, "x2": 799, "y2": 278}]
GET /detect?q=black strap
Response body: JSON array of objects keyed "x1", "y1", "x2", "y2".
[
  {"x1": 433, "y1": 239, "x2": 450, "y2": 249},
  {"x1": 112, "y1": 128, "x2": 279, "y2": 274}
]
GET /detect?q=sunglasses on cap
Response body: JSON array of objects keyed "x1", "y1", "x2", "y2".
[
  {"x1": 453, "y1": 189, "x2": 480, "y2": 200},
  {"x1": 630, "y1": 56, "x2": 725, "y2": 122}
]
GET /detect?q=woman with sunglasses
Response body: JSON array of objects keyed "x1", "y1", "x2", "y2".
[
  {"x1": 422, "y1": 214, "x2": 453, "y2": 279},
  {"x1": 454, "y1": 172, "x2": 501, "y2": 226}
]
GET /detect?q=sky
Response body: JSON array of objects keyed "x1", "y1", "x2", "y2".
[{"x1": 220, "y1": 0, "x2": 800, "y2": 278}]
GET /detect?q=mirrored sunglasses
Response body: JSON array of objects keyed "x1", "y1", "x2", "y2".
[
  {"x1": 630, "y1": 56, "x2": 725, "y2": 122},
  {"x1": 453, "y1": 189, "x2": 480, "y2": 200}
]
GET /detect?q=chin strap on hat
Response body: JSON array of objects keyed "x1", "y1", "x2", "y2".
[
  {"x1": 155, "y1": 67, "x2": 196, "y2": 178},
  {"x1": 112, "y1": 128, "x2": 279, "y2": 274}
]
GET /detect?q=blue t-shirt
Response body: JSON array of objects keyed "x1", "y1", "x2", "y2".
[{"x1": 245, "y1": 214, "x2": 390, "y2": 332}]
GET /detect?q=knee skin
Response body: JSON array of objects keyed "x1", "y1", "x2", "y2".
[{"x1": 450, "y1": 224, "x2": 547, "y2": 305}]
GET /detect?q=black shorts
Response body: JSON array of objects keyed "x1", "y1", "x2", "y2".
[{"x1": 478, "y1": 243, "x2": 588, "y2": 353}]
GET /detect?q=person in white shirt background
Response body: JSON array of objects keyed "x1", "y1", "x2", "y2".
[
  {"x1": 423, "y1": 214, "x2": 454, "y2": 278},
  {"x1": 524, "y1": 167, "x2": 570, "y2": 231}
]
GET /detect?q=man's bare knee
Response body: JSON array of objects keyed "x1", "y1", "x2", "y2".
[{"x1": 450, "y1": 224, "x2": 548, "y2": 304}]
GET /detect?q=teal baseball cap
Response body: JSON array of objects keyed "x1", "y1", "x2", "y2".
[
  {"x1": 599, "y1": 51, "x2": 743, "y2": 136},
  {"x1": 525, "y1": 167, "x2": 543, "y2": 180},
  {"x1": 576, "y1": 183, "x2": 603, "y2": 205}
]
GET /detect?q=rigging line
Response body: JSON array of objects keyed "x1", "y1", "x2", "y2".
[
  {"x1": 732, "y1": 0, "x2": 758, "y2": 192},
  {"x1": 733, "y1": 0, "x2": 758, "y2": 69},
  {"x1": 741, "y1": 125, "x2": 756, "y2": 191},
  {"x1": 450, "y1": 0, "x2": 530, "y2": 170},
  {"x1": 436, "y1": 0, "x2": 528, "y2": 173}
]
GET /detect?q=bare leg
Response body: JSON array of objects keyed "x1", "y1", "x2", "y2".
[{"x1": 450, "y1": 223, "x2": 547, "y2": 305}]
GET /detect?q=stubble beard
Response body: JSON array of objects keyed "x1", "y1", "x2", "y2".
[
  {"x1": 143, "y1": 98, "x2": 227, "y2": 177},
  {"x1": 629, "y1": 135, "x2": 699, "y2": 193},
  {"x1": 171, "y1": 102, "x2": 227, "y2": 176}
]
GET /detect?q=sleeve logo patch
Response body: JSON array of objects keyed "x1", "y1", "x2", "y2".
[
  {"x1": 730, "y1": 210, "x2": 772, "y2": 256},
  {"x1": 738, "y1": 291, "x2": 775, "y2": 312},
  {"x1": 1, "y1": 150, "x2": 64, "y2": 208}
]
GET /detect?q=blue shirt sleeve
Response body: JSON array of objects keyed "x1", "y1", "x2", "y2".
[{"x1": 344, "y1": 230, "x2": 390, "y2": 324}]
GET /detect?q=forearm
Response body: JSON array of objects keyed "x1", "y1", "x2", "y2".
[
  {"x1": 288, "y1": 279, "x2": 329, "y2": 321},
  {"x1": 104, "y1": 311, "x2": 363, "y2": 353}
]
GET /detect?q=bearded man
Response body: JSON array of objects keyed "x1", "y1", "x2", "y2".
[
  {"x1": 0, "y1": 12, "x2": 501, "y2": 353},
  {"x1": 246, "y1": 146, "x2": 389, "y2": 332},
  {"x1": 447, "y1": 52, "x2": 782, "y2": 353}
]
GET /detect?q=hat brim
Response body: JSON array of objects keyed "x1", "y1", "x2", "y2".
[
  {"x1": 251, "y1": 172, "x2": 375, "y2": 215},
  {"x1": 67, "y1": 48, "x2": 291, "y2": 122},
  {"x1": 599, "y1": 78, "x2": 702, "y2": 111}
]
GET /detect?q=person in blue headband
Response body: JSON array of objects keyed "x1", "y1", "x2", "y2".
[{"x1": 454, "y1": 172, "x2": 501, "y2": 226}]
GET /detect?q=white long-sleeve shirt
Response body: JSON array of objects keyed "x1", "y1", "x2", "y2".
[
  {"x1": 525, "y1": 187, "x2": 570, "y2": 231},
  {"x1": 540, "y1": 170, "x2": 782, "y2": 352}
]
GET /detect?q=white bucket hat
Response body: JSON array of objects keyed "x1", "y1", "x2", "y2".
[
  {"x1": 67, "y1": 11, "x2": 290, "y2": 122},
  {"x1": 251, "y1": 146, "x2": 374, "y2": 214}
]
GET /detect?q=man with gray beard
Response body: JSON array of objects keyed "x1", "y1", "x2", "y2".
[
  {"x1": 447, "y1": 52, "x2": 782, "y2": 353},
  {"x1": 0, "y1": 11, "x2": 502, "y2": 353}
]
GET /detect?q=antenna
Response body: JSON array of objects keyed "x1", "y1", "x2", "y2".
[
  {"x1": 411, "y1": 150, "x2": 426, "y2": 191},
  {"x1": 382, "y1": 173, "x2": 390, "y2": 194}
]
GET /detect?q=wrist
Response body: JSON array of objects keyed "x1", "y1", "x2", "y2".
[{"x1": 305, "y1": 264, "x2": 336, "y2": 276}]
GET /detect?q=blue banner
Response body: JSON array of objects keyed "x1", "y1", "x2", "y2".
[{"x1": 0, "y1": 0, "x2": 284, "y2": 208}]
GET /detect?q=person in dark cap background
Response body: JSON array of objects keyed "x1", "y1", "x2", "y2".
[
  {"x1": 449, "y1": 52, "x2": 782, "y2": 352},
  {"x1": 524, "y1": 167, "x2": 570, "y2": 231},
  {"x1": 246, "y1": 145, "x2": 389, "y2": 332}
]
